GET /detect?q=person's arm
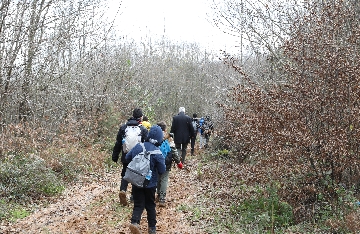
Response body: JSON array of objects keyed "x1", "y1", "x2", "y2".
[
  {"x1": 169, "y1": 141, "x2": 183, "y2": 168},
  {"x1": 189, "y1": 118, "x2": 195, "y2": 138},
  {"x1": 140, "y1": 125, "x2": 148, "y2": 142},
  {"x1": 170, "y1": 117, "x2": 175, "y2": 134},
  {"x1": 112, "y1": 126, "x2": 125, "y2": 162}
]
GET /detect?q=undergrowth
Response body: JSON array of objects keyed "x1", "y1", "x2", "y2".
[
  {"x1": 0, "y1": 111, "x2": 119, "y2": 223},
  {"x1": 186, "y1": 150, "x2": 360, "y2": 233}
]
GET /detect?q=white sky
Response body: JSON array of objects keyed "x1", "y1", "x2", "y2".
[{"x1": 105, "y1": 0, "x2": 241, "y2": 54}]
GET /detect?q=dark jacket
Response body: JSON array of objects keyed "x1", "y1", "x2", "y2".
[
  {"x1": 125, "y1": 141, "x2": 166, "y2": 188},
  {"x1": 170, "y1": 112, "x2": 195, "y2": 144},
  {"x1": 112, "y1": 118, "x2": 148, "y2": 163},
  {"x1": 201, "y1": 119, "x2": 214, "y2": 137}
]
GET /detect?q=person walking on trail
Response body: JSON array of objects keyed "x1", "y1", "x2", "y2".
[
  {"x1": 202, "y1": 115, "x2": 214, "y2": 148},
  {"x1": 125, "y1": 125, "x2": 166, "y2": 234},
  {"x1": 170, "y1": 107, "x2": 195, "y2": 164},
  {"x1": 112, "y1": 108, "x2": 148, "y2": 206},
  {"x1": 142, "y1": 116, "x2": 151, "y2": 131},
  {"x1": 198, "y1": 117, "x2": 206, "y2": 149},
  {"x1": 190, "y1": 113, "x2": 199, "y2": 156},
  {"x1": 156, "y1": 121, "x2": 183, "y2": 207}
]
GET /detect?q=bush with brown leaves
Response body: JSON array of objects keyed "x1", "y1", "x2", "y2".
[{"x1": 218, "y1": 0, "x2": 360, "y2": 226}]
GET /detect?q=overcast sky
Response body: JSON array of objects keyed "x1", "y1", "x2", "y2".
[{"x1": 105, "y1": 0, "x2": 241, "y2": 54}]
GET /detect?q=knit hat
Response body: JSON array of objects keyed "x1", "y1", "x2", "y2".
[
  {"x1": 132, "y1": 108, "x2": 143, "y2": 119},
  {"x1": 148, "y1": 125, "x2": 164, "y2": 145},
  {"x1": 179, "y1": 107, "x2": 185, "y2": 113}
]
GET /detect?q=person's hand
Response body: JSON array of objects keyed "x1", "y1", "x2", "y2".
[{"x1": 177, "y1": 162, "x2": 183, "y2": 169}]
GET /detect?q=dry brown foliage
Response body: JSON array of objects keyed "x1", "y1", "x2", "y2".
[
  {"x1": 0, "y1": 110, "x2": 113, "y2": 180},
  {"x1": 217, "y1": 0, "x2": 360, "y2": 224}
]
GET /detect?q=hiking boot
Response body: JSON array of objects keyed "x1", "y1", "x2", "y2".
[
  {"x1": 129, "y1": 223, "x2": 141, "y2": 234},
  {"x1": 159, "y1": 198, "x2": 166, "y2": 207},
  {"x1": 119, "y1": 191, "x2": 128, "y2": 206},
  {"x1": 148, "y1": 226, "x2": 156, "y2": 234}
]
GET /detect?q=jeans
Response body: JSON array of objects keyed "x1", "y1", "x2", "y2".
[{"x1": 131, "y1": 186, "x2": 157, "y2": 227}]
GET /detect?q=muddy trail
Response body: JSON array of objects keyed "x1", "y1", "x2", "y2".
[{"x1": 1, "y1": 157, "x2": 203, "y2": 234}]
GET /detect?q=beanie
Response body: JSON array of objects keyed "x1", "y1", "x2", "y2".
[
  {"x1": 132, "y1": 108, "x2": 143, "y2": 119},
  {"x1": 148, "y1": 125, "x2": 164, "y2": 145},
  {"x1": 179, "y1": 107, "x2": 185, "y2": 113}
]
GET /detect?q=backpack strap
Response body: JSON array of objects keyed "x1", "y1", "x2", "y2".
[
  {"x1": 139, "y1": 142, "x2": 146, "y2": 152},
  {"x1": 148, "y1": 149, "x2": 162, "y2": 155},
  {"x1": 140, "y1": 142, "x2": 162, "y2": 155}
]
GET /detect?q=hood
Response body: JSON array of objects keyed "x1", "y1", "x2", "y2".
[{"x1": 148, "y1": 125, "x2": 163, "y2": 145}]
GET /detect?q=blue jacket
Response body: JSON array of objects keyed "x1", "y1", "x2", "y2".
[{"x1": 125, "y1": 141, "x2": 166, "y2": 188}]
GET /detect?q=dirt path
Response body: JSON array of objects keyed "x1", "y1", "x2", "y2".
[{"x1": 1, "y1": 157, "x2": 202, "y2": 234}]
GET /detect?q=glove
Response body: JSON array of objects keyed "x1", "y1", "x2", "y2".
[{"x1": 177, "y1": 162, "x2": 183, "y2": 169}]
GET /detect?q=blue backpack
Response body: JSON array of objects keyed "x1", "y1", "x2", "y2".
[
  {"x1": 199, "y1": 118, "x2": 205, "y2": 134},
  {"x1": 159, "y1": 140, "x2": 173, "y2": 167},
  {"x1": 159, "y1": 140, "x2": 171, "y2": 158}
]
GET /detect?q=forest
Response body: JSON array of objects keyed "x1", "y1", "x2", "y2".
[{"x1": 1, "y1": 0, "x2": 360, "y2": 233}]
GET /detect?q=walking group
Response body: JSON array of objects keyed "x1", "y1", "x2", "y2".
[{"x1": 111, "y1": 107, "x2": 213, "y2": 234}]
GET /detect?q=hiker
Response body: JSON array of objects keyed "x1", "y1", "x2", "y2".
[
  {"x1": 202, "y1": 115, "x2": 214, "y2": 148},
  {"x1": 126, "y1": 125, "x2": 166, "y2": 234},
  {"x1": 156, "y1": 121, "x2": 183, "y2": 207},
  {"x1": 142, "y1": 116, "x2": 151, "y2": 131},
  {"x1": 190, "y1": 113, "x2": 199, "y2": 156},
  {"x1": 199, "y1": 117, "x2": 206, "y2": 149},
  {"x1": 170, "y1": 107, "x2": 195, "y2": 164},
  {"x1": 112, "y1": 108, "x2": 148, "y2": 206}
]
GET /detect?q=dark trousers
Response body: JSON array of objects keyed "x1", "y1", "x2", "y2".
[
  {"x1": 120, "y1": 163, "x2": 129, "y2": 191},
  {"x1": 175, "y1": 143, "x2": 188, "y2": 163},
  {"x1": 131, "y1": 186, "x2": 157, "y2": 227},
  {"x1": 190, "y1": 136, "x2": 196, "y2": 155}
]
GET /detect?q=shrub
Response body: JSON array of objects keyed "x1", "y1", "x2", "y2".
[
  {"x1": 0, "y1": 154, "x2": 64, "y2": 200},
  {"x1": 217, "y1": 0, "x2": 360, "y2": 225}
]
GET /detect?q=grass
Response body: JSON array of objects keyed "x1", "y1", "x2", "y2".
[{"x1": 10, "y1": 208, "x2": 30, "y2": 221}]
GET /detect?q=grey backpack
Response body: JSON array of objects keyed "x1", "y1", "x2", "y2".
[{"x1": 123, "y1": 143, "x2": 162, "y2": 188}]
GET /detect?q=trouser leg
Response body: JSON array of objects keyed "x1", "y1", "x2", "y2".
[
  {"x1": 157, "y1": 171, "x2": 169, "y2": 202},
  {"x1": 144, "y1": 187, "x2": 157, "y2": 227},
  {"x1": 175, "y1": 143, "x2": 182, "y2": 162},
  {"x1": 181, "y1": 143, "x2": 188, "y2": 163},
  {"x1": 120, "y1": 163, "x2": 129, "y2": 191},
  {"x1": 190, "y1": 137, "x2": 195, "y2": 154},
  {"x1": 131, "y1": 186, "x2": 145, "y2": 224},
  {"x1": 175, "y1": 143, "x2": 188, "y2": 163}
]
